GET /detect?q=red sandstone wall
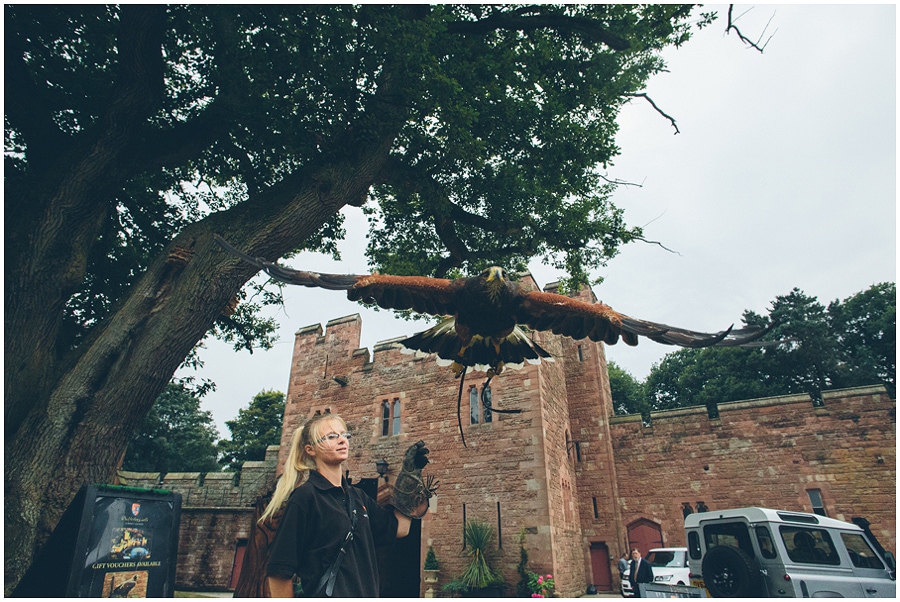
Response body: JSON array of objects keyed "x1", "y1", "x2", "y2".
[
  {"x1": 176, "y1": 509, "x2": 252, "y2": 591},
  {"x1": 608, "y1": 386, "x2": 896, "y2": 553},
  {"x1": 561, "y1": 333, "x2": 628, "y2": 588},
  {"x1": 532, "y1": 330, "x2": 587, "y2": 593}
]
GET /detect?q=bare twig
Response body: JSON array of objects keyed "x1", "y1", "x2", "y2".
[
  {"x1": 626, "y1": 93, "x2": 680, "y2": 134},
  {"x1": 599, "y1": 173, "x2": 645, "y2": 188},
  {"x1": 635, "y1": 235, "x2": 681, "y2": 255},
  {"x1": 726, "y1": 4, "x2": 777, "y2": 53}
]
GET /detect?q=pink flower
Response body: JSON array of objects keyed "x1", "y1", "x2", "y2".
[
  {"x1": 537, "y1": 576, "x2": 543, "y2": 584},
  {"x1": 531, "y1": 595, "x2": 544, "y2": 598},
  {"x1": 546, "y1": 574, "x2": 553, "y2": 579}
]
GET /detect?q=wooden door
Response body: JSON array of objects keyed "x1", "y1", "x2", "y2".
[
  {"x1": 589, "y1": 542, "x2": 613, "y2": 591},
  {"x1": 627, "y1": 518, "x2": 663, "y2": 555},
  {"x1": 229, "y1": 539, "x2": 248, "y2": 590}
]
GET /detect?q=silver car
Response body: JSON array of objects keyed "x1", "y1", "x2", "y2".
[{"x1": 684, "y1": 507, "x2": 895, "y2": 598}]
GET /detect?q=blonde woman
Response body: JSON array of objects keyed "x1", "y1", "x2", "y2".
[{"x1": 265, "y1": 413, "x2": 429, "y2": 597}]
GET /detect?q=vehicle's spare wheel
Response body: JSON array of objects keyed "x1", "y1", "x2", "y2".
[{"x1": 701, "y1": 545, "x2": 763, "y2": 597}]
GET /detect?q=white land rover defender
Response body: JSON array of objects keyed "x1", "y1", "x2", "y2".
[{"x1": 684, "y1": 507, "x2": 895, "y2": 598}]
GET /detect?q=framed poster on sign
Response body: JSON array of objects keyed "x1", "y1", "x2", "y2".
[{"x1": 13, "y1": 484, "x2": 182, "y2": 598}]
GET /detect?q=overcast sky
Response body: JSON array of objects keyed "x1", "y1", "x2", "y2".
[{"x1": 186, "y1": 5, "x2": 897, "y2": 437}]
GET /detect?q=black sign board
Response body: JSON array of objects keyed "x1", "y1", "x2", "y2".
[
  {"x1": 13, "y1": 484, "x2": 182, "y2": 598},
  {"x1": 640, "y1": 582, "x2": 707, "y2": 598}
]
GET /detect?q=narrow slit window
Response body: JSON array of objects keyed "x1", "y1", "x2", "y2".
[
  {"x1": 381, "y1": 400, "x2": 390, "y2": 436},
  {"x1": 462, "y1": 503, "x2": 467, "y2": 549},
  {"x1": 392, "y1": 398, "x2": 402, "y2": 436},
  {"x1": 497, "y1": 502, "x2": 502, "y2": 548}
]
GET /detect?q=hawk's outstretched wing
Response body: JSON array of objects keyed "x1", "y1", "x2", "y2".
[
  {"x1": 516, "y1": 290, "x2": 772, "y2": 348},
  {"x1": 214, "y1": 234, "x2": 458, "y2": 316},
  {"x1": 215, "y1": 235, "x2": 773, "y2": 367}
]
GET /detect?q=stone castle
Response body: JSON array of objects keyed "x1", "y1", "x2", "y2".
[{"x1": 121, "y1": 276, "x2": 896, "y2": 596}]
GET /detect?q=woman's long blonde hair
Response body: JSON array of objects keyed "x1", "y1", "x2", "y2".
[{"x1": 258, "y1": 413, "x2": 347, "y2": 524}]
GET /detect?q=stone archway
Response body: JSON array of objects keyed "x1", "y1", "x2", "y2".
[{"x1": 627, "y1": 518, "x2": 663, "y2": 555}]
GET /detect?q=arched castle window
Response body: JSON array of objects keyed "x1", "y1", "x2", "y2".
[
  {"x1": 381, "y1": 401, "x2": 391, "y2": 436},
  {"x1": 482, "y1": 385, "x2": 492, "y2": 423},
  {"x1": 381, "y1": 398, "x2": 402, "y2": 436},
  {"x1": 468, "y1": 386, "x2": 494, "y2": 425},
  {"x1": 392, "y1": 398, "x2": 401, "y2": 435}
]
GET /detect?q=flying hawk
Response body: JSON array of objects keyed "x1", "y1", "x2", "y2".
[
  {"x1": 216, "y1": 235, "x2": 774, "y2": 444},
  {"x1": 214, "y1": 235, "x2": 771, "y2": 374}
]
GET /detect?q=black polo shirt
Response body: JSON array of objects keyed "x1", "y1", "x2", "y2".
[{"x1": 266, "y1": 471, "x2": 398, "y2": 597}]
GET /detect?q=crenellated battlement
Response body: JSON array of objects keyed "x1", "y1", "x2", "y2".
[{"x1": 116, "y1": 444, "x2": 279, "y2": 509}]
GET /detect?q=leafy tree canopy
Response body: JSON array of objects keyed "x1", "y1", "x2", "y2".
[
  {"x1": 642, "y1": 283, "x2": 896, "y2": 413},
  {"x1": 608, "y1": 361, "x2": 646, "y2": 416},
  {"x1": 217, "y1": 390, "x2": 285, "y2": 471},
  {"x1": 4, "y1": 4, "x2": 722, "y2": 593},
  {"x1": 827, "y1": 282, "x2": 896, "y2": 392},
  {"x1": 122, "y1": 383, "x2": 220, "y2": 473}
]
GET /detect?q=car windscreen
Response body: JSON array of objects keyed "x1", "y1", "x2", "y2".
[{"x1": 645, "y1": 551, "x2": 685, "y2": 568}]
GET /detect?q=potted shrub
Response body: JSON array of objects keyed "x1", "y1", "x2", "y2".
[
  {"x1": 442, "y1": 520, "x2": 504, "y2": 597},
  {"x1": 424, "y1": 546, "x2": 440, "y2": 583}
]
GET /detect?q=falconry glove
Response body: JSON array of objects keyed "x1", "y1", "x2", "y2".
[{"x1": 392, "y1": 440, "x2": 438, "y2": 519}]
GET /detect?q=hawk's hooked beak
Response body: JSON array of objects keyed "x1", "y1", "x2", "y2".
[{"x1": 485, "y1": 266, "x2": 505, "y2": 282}]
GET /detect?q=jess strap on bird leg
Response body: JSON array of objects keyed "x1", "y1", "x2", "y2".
[{"x1": 392, "y1": 441, "x2": 438, "y2": 519}]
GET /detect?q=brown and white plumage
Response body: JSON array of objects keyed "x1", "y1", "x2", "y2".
[{"x1": 215, "y1": 235, "x2": 772, "y2": 376}]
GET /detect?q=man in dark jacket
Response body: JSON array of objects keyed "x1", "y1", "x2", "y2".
[
  {"x1": 618, "y1": 552, "x2": 629, "y2": 581},
  {"x1": 628, "y1": 548, "x2": 654, "y2": 597}
]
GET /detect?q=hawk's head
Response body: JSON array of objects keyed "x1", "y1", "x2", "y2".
[{"x1": 480, "y1": 266, "x2": 509, "y2": 301}]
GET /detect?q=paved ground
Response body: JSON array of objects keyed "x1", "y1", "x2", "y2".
[{"x1": 178, "y1": 591, "x2": 623, "y2": 598}]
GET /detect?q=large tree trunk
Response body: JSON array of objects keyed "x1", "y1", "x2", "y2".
[
  {"x1": 3, "y1": 133, "x2": 403, "y2": 594},
  {"x1": 4, "y1": 4, "x2": 418, "y2": 590}
]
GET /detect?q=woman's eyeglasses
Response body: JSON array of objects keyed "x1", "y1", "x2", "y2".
[{"x1": 316, "y1": 432, "x2": 352, "y2": 444}]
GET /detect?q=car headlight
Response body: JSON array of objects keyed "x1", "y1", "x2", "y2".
[{"x1": 654, "y1": 575, "x2": 672, "y2": 582}]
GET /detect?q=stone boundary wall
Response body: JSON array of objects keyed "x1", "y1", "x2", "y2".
[
  {"x1": 116, "y1": 445, "x2": 279, "y2": 591},
  {"x1": 608, "y1": 385, "x2": 896, "y2": 553}
]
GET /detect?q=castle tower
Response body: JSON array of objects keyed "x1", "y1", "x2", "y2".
[{"x1": 279, "y1": 276, "x2": 608, "y2": 597}]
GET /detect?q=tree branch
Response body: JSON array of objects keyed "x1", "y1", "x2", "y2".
[
  {"x1": 447, "y1": 11, "x2": 630, "y2": 50},
  {"x1": 635, "y1": 234, "x2": 681, "y2": 255},
  {"x1": 726, "y1": 4, "x2": 776, "y2": 53},
  {"x1": 626, "y1": 93, "x2": 680, "y2": 134},
  {"x1": 3, "y1": 22, "x2": 72, "y2": 169},
  {"x1": 599, "y1": 173, "x2": 644, "y2": 188}
]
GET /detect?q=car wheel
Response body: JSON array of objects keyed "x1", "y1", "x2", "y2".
[{"x1": 701, "y1": 545, "x2": 762, "y2": 597}]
